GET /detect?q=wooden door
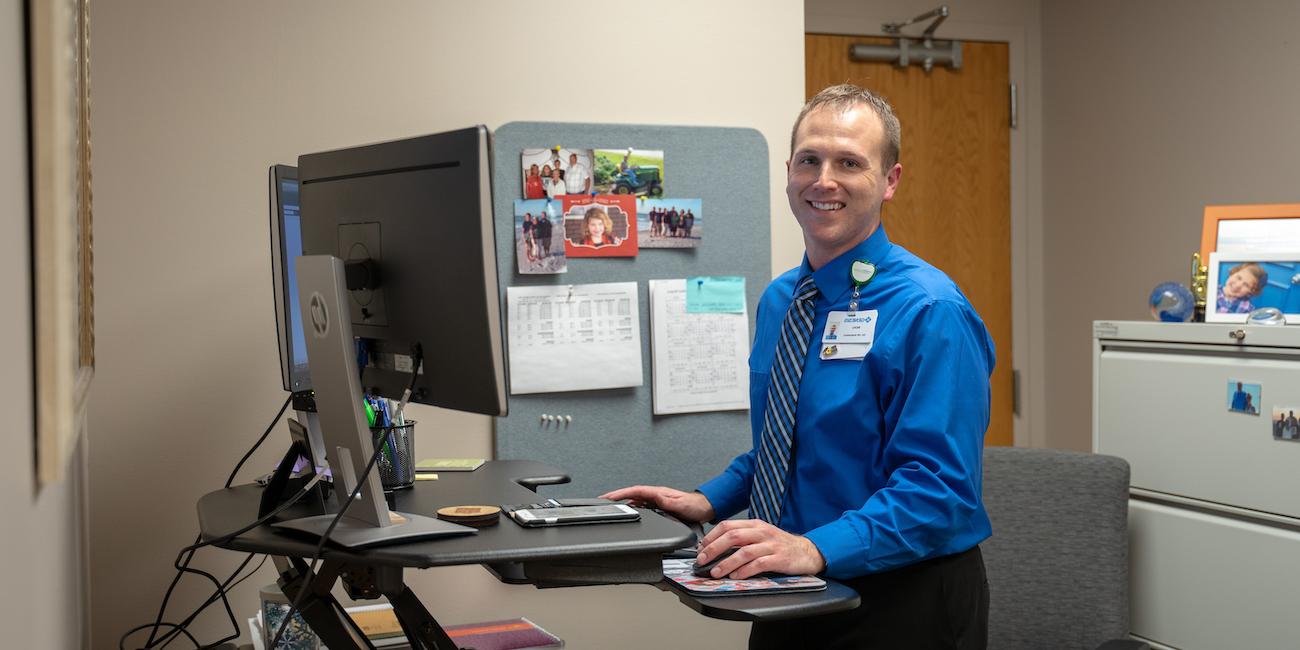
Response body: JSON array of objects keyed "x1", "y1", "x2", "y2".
[{"x1": 806, "y1": 34, "x2": 1013, "y2": 446}]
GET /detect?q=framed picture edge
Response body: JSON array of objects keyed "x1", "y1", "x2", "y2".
[
  {"x1": 31, "y1": 0, "x2": 95, "y2": 486},
  {"x1": 1200, "y1": 203, "x2": 1300, "y2": 261},
  {"x1": 1205, "y1": 251, "x2": 1300, "y2": 324}
]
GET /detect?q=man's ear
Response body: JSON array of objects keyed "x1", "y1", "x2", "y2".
[{"x1": 882, "y1": 163, "x2": 903, "y2": 201}]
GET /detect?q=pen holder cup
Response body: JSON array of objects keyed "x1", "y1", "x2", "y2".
[{"x1": 370, "y1": 421, "x2": 416, "y2": 491}]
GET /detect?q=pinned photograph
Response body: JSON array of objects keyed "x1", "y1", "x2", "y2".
[
  {"x1": 1226, "y1": 380, "x2": 1261, "y2": 416},
  {"x1": 514, "y1": 199, "x2": 566, "y2": 274},
  {"x1": 562, "y1": 195, "x2": 638, "y2": 258},
  {"x1": 639, "y1": 198, "x2": 702, "y2": 249},
  {"x1": 520, "y1": 147, "x2": 595, "y2": 200},
  {"x1": 593, "y1": 148, "x2": 665, "y2": 196},
  {"x1": 1273, "y1": 407, "x2": 1300, "y2": 442},
  {"x1": 1205, "y1": 252, "x2": 1300, "y2": 323}
]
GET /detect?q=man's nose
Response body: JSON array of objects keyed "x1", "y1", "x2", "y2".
[{"x1": 813, "y1": 162, "x2": 839, "y2": 188}]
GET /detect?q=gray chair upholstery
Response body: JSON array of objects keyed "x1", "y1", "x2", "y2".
[{"x1": 982, "y1": 446, "x2": 1143, "y2": 650}]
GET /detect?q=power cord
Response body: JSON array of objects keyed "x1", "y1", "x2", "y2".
[{"x1": 121, "y1": 393, "x2": 294, "y2": 649}]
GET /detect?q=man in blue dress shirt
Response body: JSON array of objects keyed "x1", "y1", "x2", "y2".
[{"x1": 604, "y1": 84, "x2": 994, "y2": 648}]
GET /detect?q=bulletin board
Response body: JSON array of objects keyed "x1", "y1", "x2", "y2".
[{"x1": 491, "y1": 121, "x2": 772, "y2": 499}]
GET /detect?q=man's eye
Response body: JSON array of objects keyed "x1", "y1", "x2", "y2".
[
  {"x1": 843, "y1": 159, "x2": 861, "y2": 169},
  {"x1": 799, "y1": 157, "x2": 818, "y2": 165}
]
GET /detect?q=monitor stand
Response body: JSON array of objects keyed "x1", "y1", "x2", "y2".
[{"x1": 273, "y1": 255, "x2": 473, "y2": 548}]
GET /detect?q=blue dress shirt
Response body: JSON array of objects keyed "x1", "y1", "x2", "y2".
[{"x1": 698, "y1": 227, "x2": 995, "y2": 579}]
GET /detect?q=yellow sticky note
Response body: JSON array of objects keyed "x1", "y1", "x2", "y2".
[{"x1": 415, "y1": 473, "x2": 438, "y2": 481}]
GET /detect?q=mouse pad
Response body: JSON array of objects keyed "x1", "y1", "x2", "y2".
[{"x1": 662, "y1": 558, "x2": 826, "y2": 596}]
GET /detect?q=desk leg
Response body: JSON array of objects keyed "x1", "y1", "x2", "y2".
[
  {"x1": 275, "y1": 556, "x2": 375, "y2": 650},
  {"x1": 374, "y1": 572, "x2": 460, "y2": 650}
]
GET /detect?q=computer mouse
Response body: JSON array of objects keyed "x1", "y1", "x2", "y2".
[{"x1": 693, "y1": 546, "x2": 741, "y2": 577}]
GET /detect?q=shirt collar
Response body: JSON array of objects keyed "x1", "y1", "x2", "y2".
[{"x1": 799, "y1": 226, "x2": 893, "y2": 305}]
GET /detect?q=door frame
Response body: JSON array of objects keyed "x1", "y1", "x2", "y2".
[{"x1": 804, "y1": 13, "x2": 1044, "y2": 448}]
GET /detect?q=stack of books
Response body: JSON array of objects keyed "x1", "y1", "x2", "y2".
[{"x1": 248, "y1": 603, "x2": 562, "y2": 649}]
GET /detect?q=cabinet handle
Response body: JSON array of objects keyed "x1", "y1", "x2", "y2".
[{"x1": 1229, "y1": 329, "x2": 1246, "y2": 341}]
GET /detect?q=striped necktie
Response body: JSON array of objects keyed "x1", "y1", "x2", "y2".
[{"x1": 750, "y1": 275, "x2": 819, "y2": 524}]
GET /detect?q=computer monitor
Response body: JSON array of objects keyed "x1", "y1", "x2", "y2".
[
  {"x1": 272, "y1": 126, "x2": 507, "y2": 547},
  {"x1": 268, "y1": 164, "x2": 311, "y2": 394},
  {"x1": 299, "y1": 127, "x2": 507, "y2": 415}
]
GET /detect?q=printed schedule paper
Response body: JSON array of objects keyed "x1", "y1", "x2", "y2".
[
  {"x1": 649, "y1": 279, "x2": 750, "y2": 414},
  {"x1": 507, "y1": 282, "x2": 643, "y2": 394}
]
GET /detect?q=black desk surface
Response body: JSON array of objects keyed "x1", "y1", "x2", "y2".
[
  {"x1": 196, "y1": 460, "x2": 695, "y2": 568},
  {"x1": 197, "y1": 460, "x2": 860, "y2": 622}
]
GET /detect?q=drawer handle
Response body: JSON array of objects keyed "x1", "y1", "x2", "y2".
[{"x1": 1229, "y1": 329, "x2": 1246, "y2": 341}]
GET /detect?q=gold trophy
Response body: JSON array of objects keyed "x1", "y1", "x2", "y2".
[{"x1": 1190, "y1": 252, "x2": 1208, "y2": 322}]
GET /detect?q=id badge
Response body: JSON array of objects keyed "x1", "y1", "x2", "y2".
[{"x1": 820, "y1": 310, "x2": 877, "y2": 360}]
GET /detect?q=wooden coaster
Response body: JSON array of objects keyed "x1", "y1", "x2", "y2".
[{"x1": 436, "y1": 505, "x2": 501, "y2": 527}]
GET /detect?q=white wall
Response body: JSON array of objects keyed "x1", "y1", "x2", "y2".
[
  {"x1": 1041, "y1": 0, "x2": 1300, "y2": 451},
  {"x1": 87, "y1": 2, "x2": 802, "y2": 648},
  {"x1": 1, "y1": 2, "x2": 87, "y2": 648}
]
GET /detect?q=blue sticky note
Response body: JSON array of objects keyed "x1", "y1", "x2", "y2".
[{"x1": 686, "y1": 276, "x2": 746, "y2": 313}]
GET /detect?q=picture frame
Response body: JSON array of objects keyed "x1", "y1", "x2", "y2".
[
  {"x1": 1200, "y1": 203, "x2": 1300, "y2": 261},
  {"x1": 30, "y1": 0, "x2": 95, "y2": 485},
  {"x1": 1205, "y1": 252, "x2": 1300, "y2": 324}
]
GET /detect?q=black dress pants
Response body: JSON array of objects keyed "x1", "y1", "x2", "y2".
[{"x1": 748, "y1": 545, "x2": 988, "y2": 650}]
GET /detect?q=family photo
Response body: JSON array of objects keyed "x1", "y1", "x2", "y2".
[
  {"x1": 513, "y1": 199, "x2": 567, "y2": 274},
  {"x1": 520, "y1": 147, "x2": 595, "y2": 200},
  {"x1": 1273, "y1": 406, "x2": 1300, "y2": 442},
  {"x1": 638, "y1": 198, "x2": 702, "y2": 249}
]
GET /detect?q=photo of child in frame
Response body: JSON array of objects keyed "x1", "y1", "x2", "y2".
[
  {"x1": 561, "y1": 194, "x2": 637, "y2": 258},
  {"x1": 1207, "y1": 253, "x2": 1300, "y2": 323},
  {"x1": 1216, "y1": 262, "x2": 1267, "y2": 314}
]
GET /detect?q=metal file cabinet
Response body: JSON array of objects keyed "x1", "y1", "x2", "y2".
[{"x1": 1092, "y1": 321, "x2": 1300, "y2": 649}]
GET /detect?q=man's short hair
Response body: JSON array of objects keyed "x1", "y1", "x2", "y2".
[{"x1": 790, "y1": 83, "x2": 901, "y2": 170}]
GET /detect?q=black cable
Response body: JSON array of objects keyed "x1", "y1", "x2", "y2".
[
  {"x1": 119, "y1": 473, "x2": 322, "y2": 650},
  {"x1": 120, "y1": 475, "x2": 324, "y2": 649},
  {"x1": 148, "y1": 552, "x2": 266, "y2": 650},
  {"x1": 226, "y1": 393, "x2": 294, "y2": 489},
  {"x1": 267, "y1": 433, "x2": 391, "y2": 649},
  {"x1": 122, "y1": 552, "x2": 259, "y2": 650},
  {"x1": 129, "y1": 394, "x2": 294, "y2": 650}
]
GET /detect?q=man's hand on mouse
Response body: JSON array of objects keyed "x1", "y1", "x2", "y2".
[
  {"x1": 696, "y1": 519, "x2": 827, "y2": 579},
  {"x1": 599, "y1": 485, "x2": 715, "y2": 523}
]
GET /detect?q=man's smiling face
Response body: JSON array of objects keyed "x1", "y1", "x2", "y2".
[{"x1": 786, "y1": 105, "x2": 901, "y2": 267}]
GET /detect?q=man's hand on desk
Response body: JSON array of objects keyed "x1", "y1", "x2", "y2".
[
  {"x1": 696, "y1": 519, "x2": 826, "y2": 579},
  {"x1": 599, "y1": 485, "x2": 715, "y2": 523}
]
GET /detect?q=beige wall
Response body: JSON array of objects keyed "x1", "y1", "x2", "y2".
[
  {"x1": 1, "y1": 1, "x2": 87, "y2": 648},
  {"x1": 87, "y1": 2, "x2": 802, "y2": 648},
  {"x1": 1041, "y1": 0, "x2": 1300, "y2": 451}
]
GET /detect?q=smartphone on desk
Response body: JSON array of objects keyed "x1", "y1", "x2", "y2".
[{"x1": 510, "y1": 504, "x2": 640, "y2": 527}]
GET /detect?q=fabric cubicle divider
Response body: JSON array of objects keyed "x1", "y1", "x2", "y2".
[{"x1": 491, "y1": 121, "x2": 772, "y2": 499}]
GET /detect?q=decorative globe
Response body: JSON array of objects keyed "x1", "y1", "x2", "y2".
[{"x1": 1148, "y1": 282, "x2": 1195, "y2": 322}]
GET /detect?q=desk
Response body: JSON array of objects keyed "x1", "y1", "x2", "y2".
[{"x1": 197, "y1": 460, "x2": 858, "y2": 648}]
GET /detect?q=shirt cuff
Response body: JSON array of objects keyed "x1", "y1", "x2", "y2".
[
  {"x1": 697, "y1": 474, "x2": 750, "y2": 522},
  {"x1": 804, "y1": 519, "x2": 870, "y2": 578}
]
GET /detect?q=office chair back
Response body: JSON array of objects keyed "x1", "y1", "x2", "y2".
[{"x1": 981, "y1": 446, "x2": 1131, "y2": 650}]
